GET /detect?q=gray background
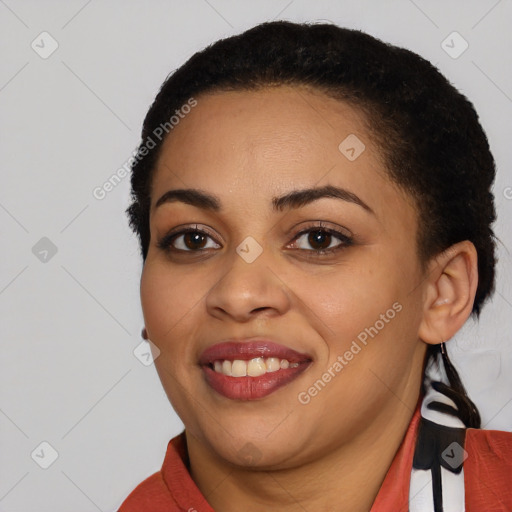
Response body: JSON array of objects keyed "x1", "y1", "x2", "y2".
[{"x1": 1, "y1": 1, "x2": 511, "y2": 510}]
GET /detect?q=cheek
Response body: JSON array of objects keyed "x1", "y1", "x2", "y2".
[
  {"x1": 140, "y1": 262, "x2": 198, "y2": 345},
  {"x1": 140, "y1": 265, "x2": 169, "y2": 337},
  {"x1": 295, "y1": 251, "x2": 420, "y2": 360},
  {"x1": 297, "y1": 265, "x2": 393, "y2": 334},
  {"x1": 140, "y1": 263, "x2": 206, "y2": 416},
  {"x1": 294, "y1": 268, "x2": 421, "y2": 422}
]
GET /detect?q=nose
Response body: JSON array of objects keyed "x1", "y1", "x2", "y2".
[{"x1": 205, "y1": 245, "x2": 291, "y2": 323}]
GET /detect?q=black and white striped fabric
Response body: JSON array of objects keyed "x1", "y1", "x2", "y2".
[{"x1": 410, "y1": 347, "x2": 467, "y2": 512}]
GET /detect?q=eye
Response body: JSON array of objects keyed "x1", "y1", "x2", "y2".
[
  {"x1": 157, "y1": 223, "x2": 353, "y2": 256},
  {"x1": 289, "y1": 225, "x2": 353, "y2": 255},
  {"x1": 157, "y1": 226, "x2": 221, "y2": 252}
]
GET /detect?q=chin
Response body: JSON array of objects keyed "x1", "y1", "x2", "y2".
[{"x1": 195, "y1": 420, "x2": 312, "y2": 470}]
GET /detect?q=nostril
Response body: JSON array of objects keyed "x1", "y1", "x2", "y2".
[{"x1": 252, "y1": 306, "x2": 270, "y2": 313}]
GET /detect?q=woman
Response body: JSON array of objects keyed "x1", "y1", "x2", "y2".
[{"x1": 119, "y1": 21, "x2": 511, "y2": 511}]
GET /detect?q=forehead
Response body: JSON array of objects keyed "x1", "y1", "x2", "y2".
[
  {"x1": 155, "y1": 86, "x2": 372, "y2": 172},
  {"x1": 150, "y1": 86, "x2": 415, "y2": 223}
]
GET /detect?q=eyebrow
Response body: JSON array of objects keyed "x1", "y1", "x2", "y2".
[{"x1": 154, "y1": 184, "x2": 374, "y2": 214}]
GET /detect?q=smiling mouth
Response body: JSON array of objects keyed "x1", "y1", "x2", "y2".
[{"x1": 199, "y1": 340, "x2": 312, "y2": 400}]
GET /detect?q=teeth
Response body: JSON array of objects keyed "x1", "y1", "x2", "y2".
[
  {"x1": 231, "y1": 360, "x2": 247, "y2": 377},
  {"x1": 222, "y1": 360, "x2": 232, "y2": 376},
  {"x1": 247, "y1": 357, "x2": 266, "y2": 377},
  {"x1": 211, "y1": 357, "x2": 299, "y2": 376},
  {"x1": 266, "y1": 357, "x2": 280, "y2": 372}
]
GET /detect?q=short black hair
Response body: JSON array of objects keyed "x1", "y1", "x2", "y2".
[{"x1": 127, "y1": 20, "x2": 497, "y2": 317}]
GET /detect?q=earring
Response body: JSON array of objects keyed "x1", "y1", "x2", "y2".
[
  {"x1": 440, "y1": 341, "x2": 446, "y2": 355},
  {"x1": 141, "y1": 327, "x2": 148, "y2": 340}
]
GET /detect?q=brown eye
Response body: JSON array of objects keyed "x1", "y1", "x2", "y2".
[
  {"x1": 158, "y1": 227, "x2": 221, "y2": 253},
  {"x1": 183, "y1": 232, "x2": 208, "y2": 250},
  {"x1": 307, "y1": 230, "x2": 332, "y2": 250},
  {"x1": 290, "y1": 226, "x2": 353, "y2": 255}
]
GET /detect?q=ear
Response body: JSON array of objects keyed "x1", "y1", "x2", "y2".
[{"x1": 418, "y1": 241, "x2": 478, "y2": 345}]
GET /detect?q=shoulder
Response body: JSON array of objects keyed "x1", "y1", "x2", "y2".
[
  {"x1": 117, "y1": 471, "x2": 178, "y2": 512},
  {"x1": 464, "y1": 427, "x2": 512, "y2": 511},
  {"x1": 466, "y1": 427, "x2": 512, "y2": 467},
  {"x1": 117, "y1": 434, "x2": 189, "y2": 512}
]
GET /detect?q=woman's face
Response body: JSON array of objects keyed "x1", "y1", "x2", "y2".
[{"x1": 141, "y1": 86, "x2": 428, "y2": 468}]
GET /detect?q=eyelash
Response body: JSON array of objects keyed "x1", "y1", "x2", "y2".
[{"x1": 157, "y1": 222, "x2": 353, "y2": 258}]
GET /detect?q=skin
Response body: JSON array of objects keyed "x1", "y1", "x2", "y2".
[{"x1": 140, "y1": 86, "x2": 478, "y2": 511}]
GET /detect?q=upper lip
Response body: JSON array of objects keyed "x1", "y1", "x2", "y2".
[{"x1": 199, "y1": 338, "x2": 312, "y2": 365}]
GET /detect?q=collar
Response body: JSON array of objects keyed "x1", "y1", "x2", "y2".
[{"x1": 370, "y1": 399, "x2": 422, "y2": 511}]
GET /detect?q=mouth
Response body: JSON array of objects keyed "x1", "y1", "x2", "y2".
[{"x1": 199, "y1": 339, "x2": 312, "y2": 400}]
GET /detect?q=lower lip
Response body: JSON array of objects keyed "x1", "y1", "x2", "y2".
[{"x1": 202, "y1": 364, "x2": 310, "y2": 400}]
